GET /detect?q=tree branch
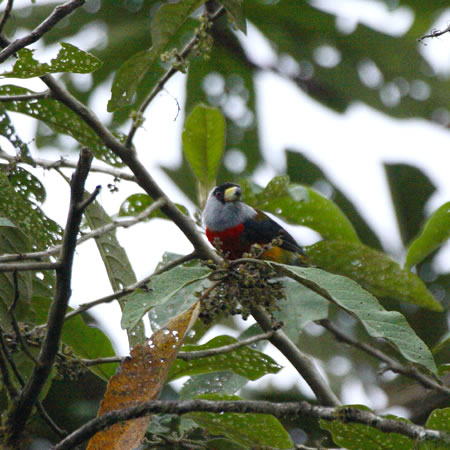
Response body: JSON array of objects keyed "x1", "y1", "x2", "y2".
[
  {"x1": 0, "y1": 0, "x2": 14, "y2": 35},
  {"x1": 418, "y1": 24, "x2": 450, "y2": 42},
  {"x1": 0, "y1": 0, "x2": 85, "y2": 64},
  {"x1": 0, "y1": 150, "x2": 136, "y2": 183},
  {"x1": 125, "y1": 6, "x2": 226, "y2": 148},
  {"x1": 54, "y1": 399, "x2": 448, "y2": 450},
  {"x1": 0, "y1": 261, "x2": 61, "y2": 272},
  {"x1": 0, "y1": 90, "x2": 51, "y2": 102},
  {"x1": 319, "y1": 319, "x2": 450, "y2": 396},
  {"x1": 251, "y1": 305, "x2": 341, "y2": 407},
  {"x1": 4, "y1": 147, "x2": 95, "y2": 445}
]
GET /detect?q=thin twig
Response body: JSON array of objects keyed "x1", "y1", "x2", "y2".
[
  {"x1": 125, "y1": 6, "x2": 226, "y2": 148},
  {"x1": 0, "y1": 150, "x2": 136, "y2": 183},
  {"x1": 0, "y1": 0, "x2": 86, "y2": 64},
  {"x1": 319, "y1": 319, "x2": 450, "y2": 396},
  {"x1": 0, "y1": 197, "x2": 164, "y2": 263},
  {"x1": 0, "y1": 327, "x2": 18, "y2": 400},
  {"x1": 0, "y1": 261, "x2": 62, "y2": 272},
  {"x1": 0, "y1": 90, "x2": 51, "y2": 102},
  {"x1": 0, "y1": 0, "x2": 14, "y2": 35},
  {"x1": 54, "y1": 399, "x2": 448, "y2": 449},
  {"x1": 177, "y1": 330, "x2": 274, "y2": 361},
  {"x1": 4, "y1": 148, "x2": 95, "y2": 445},
  {"x1": 82, "y1": 331, "x2": 275, "y2": 366},
  {"x1": 418, "y1": 24, "x2": 450, "y2": 42}
]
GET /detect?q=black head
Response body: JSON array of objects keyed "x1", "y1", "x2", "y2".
[{"x1": 211, "y1": 183, "x2": 242, "y2": 204}]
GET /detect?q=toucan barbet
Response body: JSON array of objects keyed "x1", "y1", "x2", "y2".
[{"x1": 203, "y1": 182, "x2": 308, "y2": 266}]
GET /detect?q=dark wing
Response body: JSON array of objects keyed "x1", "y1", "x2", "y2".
[{"x1": 242, "y1": 209, "x2": 306, "y2": 256}]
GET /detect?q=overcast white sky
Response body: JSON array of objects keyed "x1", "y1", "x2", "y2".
[{"x1": 1, "y1": 0, "x2": 449, "y2": 411}]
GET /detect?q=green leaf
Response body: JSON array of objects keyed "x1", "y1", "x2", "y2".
[
  {"x1": 385, "y1": 164, "x2": 436, "y2": 246},
  {"x1": 307, "y1": 240, "x2": 442, "y2": 312},
  {"x1": 118, "y1": 193, "x2": 188, "y2": 219},
  {"x1": 274, "y1": 265, "x2": 438, "y2": 373},
  {"x1": 2, "y1": 44, "x2": 102, "y2": 78},
  {"x1": 405, "y1": 202, "x2": 450, "y2": 270},
  {"x1": 188, "y1": 394, "x2": 293, "y2": 449},
  {"x1": 84, "y1": 198, "x2": 145, "y2": 346},
  {"x1": 108, "y1": 0, "x2": 206, "y2": 111},
  {"x1": 121, "y1": 266, "x2": 211, "y2": 331},
  {"x1": 0, "y1": 226, "x2": 33, "y2": 329},
  {"x1": 241, "y1": 176, "x2": 360, "y2": 243},
  {"x1": 182, "y1": 104, "x2": 226, "y2": 200},
  {"x1": 219, "y1": 0, "x2": 247, "y2": 33},
  {"x1": 320, "y1": 406, "x2": 413, "y2": 450},
  {"x1": 0, "y1": 171, "x2": 61, "y2": 250},
  {"x1": 0, "y1": 85, "x2": 124, "y2": 167},
  {"x1": 180, "y1": 371, "x2": 248, "y2": 399},
  {"x1": 0, "y1": 107, "x2": 34, "y2": 165},
  {"x1": 275, "y1": 278, "x2": 329, "y2": 344},
  {"x1": 32, "y1": 297, "x2": 117, "y2": 381},
  {"x1": 168, "y1": 335, "x2": 281, "y2": 382},
  {"x1": 426, "y1": 408, "x2": 450, "y2": 433}
]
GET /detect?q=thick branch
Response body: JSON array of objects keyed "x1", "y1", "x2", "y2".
[
  {"x1": 0, "y1": 0, "x2": 85, "y2": 64},
  {"x1": 4, "y1": 148, "x2": 95, "y2": 445},
  {"x1": 54, "y1": 399, "x2": 448, "y2": 449},
  {"x1": 319, "y1": 319, "x2": 450, "y2": 396},
  {"x1": 251, "y1": 305, "x2": 340, "y2": 407}
]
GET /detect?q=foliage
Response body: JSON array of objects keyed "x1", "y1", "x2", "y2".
[{"x1": 0, "y1": 0, "x2": 448, "y2": 448}]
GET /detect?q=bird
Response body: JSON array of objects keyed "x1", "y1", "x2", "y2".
[{"x1": 203, "y1": 182, "x2": 308, "y2": 266}]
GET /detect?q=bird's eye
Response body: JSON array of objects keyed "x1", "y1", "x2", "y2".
[{"x1": 215, "y1": 191, "x2": 222, "y2": 199}]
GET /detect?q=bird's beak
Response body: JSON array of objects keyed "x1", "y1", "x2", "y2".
[{"x1": 224, "y1": 186, "x2": 241, "y2": 202}]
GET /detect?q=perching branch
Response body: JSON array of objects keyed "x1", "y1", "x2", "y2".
[
  {"x1": 319, "y1": 319, "x2": 450, "y2": 396},
  {"x1": 54, "y1": 399, "x2": 448, "y2": 450},
  {"x1": 0, "y1": 0, "x2": 85, "y2": 64},
  {"x1": 4, "y1": 148, "x2": 96, "y2": 445}
]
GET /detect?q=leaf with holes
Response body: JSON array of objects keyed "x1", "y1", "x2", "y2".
[
  {"x1": 122, "y1": 266, "x2": 211, "y2": 331},
  {"x1": 0, "y1": 84, "x2": 124, "y2": 167},
  {"x1": 405, "y1": 202, "x2": 450, "y2": 270},
  {"x1": 2, "y1": 44, "x2": 102, "y2": 78},
  {"x1": 320, "y1": 406, "x2": 413, "y2": 450},
  {"x1": 307, "y1": 240, "x2": 442, "y2": 311},
  {"x1": 0, "y1": 107, "x2": 34, "y2": 165},
  {"x1": 87, "y1": 302, "x2": 200, "y2": 450},
  {"x1": 108, "y1": 0, "x2": 206, "y2": 111},
  {"x1": 168, "y1": 335, "x2": 281, "y2": 382},
  {"x1": 84, "y1": 198, "x2": 145, "y2": 346},
  {"x1": 274, "y1": 264, "x2": 437, "y2": 373},
  {"x1": 240, "y1": 176, "x2": 360, "y2": 243},
  {"x1": 188, "y1": 394, "x2": 293, "y2": 449},
  {"x1": 119, "y1": 193, "x2": 188, "y2": 220}
]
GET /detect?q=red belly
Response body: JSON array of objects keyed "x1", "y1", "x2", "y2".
[{"x1": 206, "y1": 223, "x2": 248, "y2": 259}]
